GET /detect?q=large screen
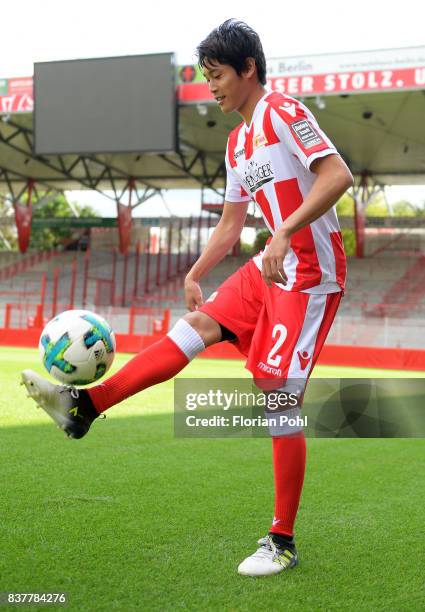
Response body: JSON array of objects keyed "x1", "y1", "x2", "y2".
[{"x1": 34, "y1": 53, "x2": 177, "y2": 155}]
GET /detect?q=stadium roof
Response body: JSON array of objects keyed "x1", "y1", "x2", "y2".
[{"x1": 1, "y1": 45, "x2": 425, "y2": 200}]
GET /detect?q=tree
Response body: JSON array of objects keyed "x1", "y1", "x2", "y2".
[
  {"x1": 364, "y1": 192, "x2": 388, "y2": 217},
  {"x1": 336, "y1": 192, "x2": 354, "y2": 216},
  {"x1": 0, "y1": 197, "x2": 18, "y2": 250},
  {"x1": 29, "y1": 193, "x2": 99, "y2": 251},
  {"x1": 392, "y1": 200, "x2": 417, "y2": 217}
]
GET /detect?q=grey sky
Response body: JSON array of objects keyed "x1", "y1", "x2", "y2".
[{"x1": 2, "y1": 0, "x2": 424, "y2": 77}]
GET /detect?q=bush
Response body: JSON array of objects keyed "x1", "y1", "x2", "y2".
[
  {"x1": 239, "y1": 241, "x2": 254, "y2": 255},
  {"x1": 341, "y1": 229, "x2": 356, "y2": 256},
  {"x1": 253, "y1": 229, "x2": 271, "y2": 253}
]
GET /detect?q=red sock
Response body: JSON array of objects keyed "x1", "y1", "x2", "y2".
[
  {"x1": 88, "y1": 336, "x2": 189, "y2": 413},
  {"x1": 269, "y1": 433, "x2": 306, "y2": 537}
]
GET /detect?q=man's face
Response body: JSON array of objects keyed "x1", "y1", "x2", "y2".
[{"x1": 202, "y1": 60, "x2": 250, "y2": 114}]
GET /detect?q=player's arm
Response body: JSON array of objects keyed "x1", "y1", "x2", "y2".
[
  {"x1": 184, "y1": 200, "x2": 249, "y2": 311},
  {"x1": 284, "y1": 153, "x2": 353, "y2": 233},
  {"x1": 262, "y1": 99, "x2": 354, "y2": 286},
  {"x1": 263, "y1": 153, "x2": 353, "y2": 286}
]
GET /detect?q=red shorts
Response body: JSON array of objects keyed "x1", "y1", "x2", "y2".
[{"x1": 199, "y1": 259, "x2": 342, "y2": 386}]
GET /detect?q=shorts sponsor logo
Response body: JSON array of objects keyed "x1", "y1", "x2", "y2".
[
  {"x1": 206, "y1": 291, "x2": 218, "y2": 303},
  {"x1": 291, "y1": 119, "x2": 324, "y2": 149},
  {"x1": 257, "y1": 360, "x2": 282, "y2": 377},
  {"x1": 297, "y1": 350, "x2": 311, "y2": 370},
  {"x1": 244, "y1": 160, "x2": 274, "y2": 193}
]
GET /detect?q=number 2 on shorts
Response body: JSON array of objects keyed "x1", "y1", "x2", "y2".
[{"x1": 266, "y1": 324, "x2": 288, "y2": 367}]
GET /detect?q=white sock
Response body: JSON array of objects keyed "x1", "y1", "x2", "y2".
[{"x1": 167, "y1": 319, "x2": 205, "y2": 361}]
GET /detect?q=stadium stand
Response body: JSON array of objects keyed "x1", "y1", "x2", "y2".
[{"x1": 2, "y1": 221, "x2": 425, "y2": 352}]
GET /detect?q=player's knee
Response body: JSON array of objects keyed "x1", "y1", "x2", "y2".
[
  {"x1": 182, "y1": 311, "x2": 222, "y2": 347},
  {"x1": 262, "y1": 382, "x2": 306, "y2": 437}
]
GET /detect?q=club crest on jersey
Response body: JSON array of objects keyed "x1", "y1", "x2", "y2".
[
  {"x1": 244, "y1": 160, "x2": 274, "y2": 194},
  {"x1": 253, "y1": 130, "x2": 268, "y2": 151},
  {"x1": 291, "y1": 119, "x2": 324, "y2": 149}
]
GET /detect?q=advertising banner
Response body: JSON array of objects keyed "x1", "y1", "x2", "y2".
[
  {"x1": 0, "y1": 78, "x2": 33, "y2": 113},
  {"x1": 177, "y1": 46, "x2": 425, "y2": 101},
  {"x1": 2, "y1": 47, "x2": 424, "y2": 113}
]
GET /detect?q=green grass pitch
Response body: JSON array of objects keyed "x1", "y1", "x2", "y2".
[{"x1": 0, "y1": 347, "x2": 424, "y2": 611}]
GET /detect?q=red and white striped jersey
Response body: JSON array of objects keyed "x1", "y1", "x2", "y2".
[{"x1": 225, "y1": 91, "x2": 346, "y2": 293}]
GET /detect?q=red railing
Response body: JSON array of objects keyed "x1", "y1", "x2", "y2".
[
  {"x1": 0, "y1": 250, "x2": 59, "y2": 281},
  {"x1": 1, "y1": 302, "x2": 170, "y2": 336}
]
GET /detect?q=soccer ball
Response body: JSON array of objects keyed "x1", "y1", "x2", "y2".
[{"x1": 39, "y1": 309, "x2": 116, "y2": 385}]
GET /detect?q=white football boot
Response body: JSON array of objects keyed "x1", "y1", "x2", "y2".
[
  {"x1": 21, "y1": 369, "x2": 100, "y2": 439},
  {"x1": 237, "y1": 535, "x2": 298, "y2": 577}
]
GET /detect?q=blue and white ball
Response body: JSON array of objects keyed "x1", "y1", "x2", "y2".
[{"x1": 39, "y1": 309, "x2": 116, "y2": 385}]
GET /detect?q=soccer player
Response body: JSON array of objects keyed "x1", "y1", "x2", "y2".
[{"x1": 22, "y1": 20, "x2": 353, "y2": 576}]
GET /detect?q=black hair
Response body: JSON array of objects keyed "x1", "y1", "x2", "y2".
[{"x1": 196, "y1": 19, "x2": 267, "y2": 85}]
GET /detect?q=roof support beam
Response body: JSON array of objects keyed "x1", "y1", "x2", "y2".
[{"x1": 0, "y1": 119, "x2": 163, "y2": 202}]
